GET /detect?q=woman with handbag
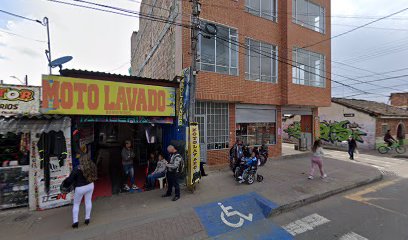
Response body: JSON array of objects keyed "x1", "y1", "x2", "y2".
[{"x1": 62, "y1": 156, "x2": 97, "y2": 228}]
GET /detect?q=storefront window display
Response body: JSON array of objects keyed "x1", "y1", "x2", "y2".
[{"x1": 236, "y1": 122, "x2": 276, "y2": 146}]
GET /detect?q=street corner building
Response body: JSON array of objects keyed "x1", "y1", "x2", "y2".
[
  {"x1": 130, "y1": 0, "x2": 332, "y2": 165},
  {"x1": 316, "y1": 98, "x2": 408, "y2": 150}
]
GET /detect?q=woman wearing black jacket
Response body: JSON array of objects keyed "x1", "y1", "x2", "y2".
[{"x1": 64, "y1": 157, "x2": 97, "y2": 228}]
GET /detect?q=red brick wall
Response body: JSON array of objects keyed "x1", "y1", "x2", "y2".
[
  {"x1": 375, "y1": 118, "x2": 408, "y2": 138},
  {"x1": 181, "y1": 0, "x2": 331, "y2": 107},
  {"x1": 206, "y1": 104, "x2": 282, "y2": 166},
  {"x1": 390, "y1": 93, "x2": 408, "y2": 109}
]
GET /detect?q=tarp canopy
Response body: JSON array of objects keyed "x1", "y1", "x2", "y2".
[{"x1": 0, "y1": 116, "x2": 71, "y2": 134}]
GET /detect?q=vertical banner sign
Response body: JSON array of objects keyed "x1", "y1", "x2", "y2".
[
  {"x1": 177, "y1": 68, "x2": 190, "y2": 126},
  {"x1": 189, "y1": 122, "x2": 201, "y2": 185},
  {"x1": 178, "y1": 74, "x2": 185, "y2": 126}
]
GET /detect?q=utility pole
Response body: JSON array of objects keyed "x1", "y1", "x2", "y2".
[
  {"x1": 188, "y1": 0, "x2": 201, "y2": 123},
  {"x1": 43, "y1": 17, "x2": 52, "y2": 75}
]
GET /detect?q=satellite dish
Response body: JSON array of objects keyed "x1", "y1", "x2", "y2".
[{"x1": 49, "y1": 56, "x2": 73, "y2": 71}]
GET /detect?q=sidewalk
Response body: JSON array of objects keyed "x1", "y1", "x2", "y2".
[{"x1": 0, "y1": 155, "x2": 382, "y2": 240}]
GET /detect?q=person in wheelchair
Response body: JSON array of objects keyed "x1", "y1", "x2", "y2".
[
  {"x1": 238, "y1": 151, "x2": 258, "y2": 183},
  {"x1": 384, "y1": 130, "x2": 396, "y2": 147}
]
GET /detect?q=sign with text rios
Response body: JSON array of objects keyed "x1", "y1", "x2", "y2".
[
  {"x1": 0, "y1": 85, "x2": 40, "y2": 116},
  {"x1": 41, "y1": 75, "x2": 176, "y2": 116},
  {"x1": 188, "y1": 122, "x2": 201, "y2": 185}
]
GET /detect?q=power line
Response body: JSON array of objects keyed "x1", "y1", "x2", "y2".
[
  {"x1": 0, "y1": 9, "x2": 42, "y2": 24},
  {"x1": 301, "y1": 7, "x2": 408, "y2": 49},
  {"x1": 47, "y1": 0, "x2": 192, "y2": 29},
  {"x1": 212, "y1": 34, "x2": 388, "y2": 97},
  {"x1": 0, "y1": 29, "x2": 47, "y2": 43},
  {"x1": 212, "y1": 31, "x2": 403, "y2": 94}
]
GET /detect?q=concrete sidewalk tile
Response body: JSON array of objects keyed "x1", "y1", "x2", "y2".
[{"x1": 0, "y1": 154, "x2": 382, "y2": 240}]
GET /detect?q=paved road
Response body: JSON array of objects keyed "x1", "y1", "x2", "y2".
[{"x1": 270, "y1": 175, "x2": 408, "y2": 240}]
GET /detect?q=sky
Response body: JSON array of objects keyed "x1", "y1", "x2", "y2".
[{"x1": 0, "y1": 0, "x2": 407, "y2": 103}]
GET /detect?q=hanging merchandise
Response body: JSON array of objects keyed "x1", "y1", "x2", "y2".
[{"x1": 37, "y1": 131, "x2": 68, "y2": 194}]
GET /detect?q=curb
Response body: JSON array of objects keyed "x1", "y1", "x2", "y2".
[{"x1": 268, "y1": 172, "x2": 383, "y2": 218}]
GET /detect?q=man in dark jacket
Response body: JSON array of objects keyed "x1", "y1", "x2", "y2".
[
  {"x1": 347, "y1": 136, "x2": 357, "y2": 160},
  {"x1": 384, "y1": 130, "x2": 396, "y2": 147},
  {"x1": 162, "y1": 145, "x2": 183, "y2": 201}
]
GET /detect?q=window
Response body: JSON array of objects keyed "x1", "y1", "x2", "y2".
[
  {"x1": 195, "y1": 102, "x2": 229, "y2": 150},
  {"x1": 381, "y1": 124, "x2": 389, "y2": 135},
  {"x1": 292, "y1": 48, "x2": 325, "y2": 87},
  {"x1": 245, "y1": 39, "x2": 278, "y2": 83},
  {"x1": 245, "y1": 0, "x2": 277, "y2": 21},
  {"x1": 292, "y1": 0, "x2": 325, "y2": 33},
  {"x1": 236, "y1": 123, "x2": 276, "y2": 146},
  {"x1": 199, "y1": 21, "x2": 238, "y2": 76}
]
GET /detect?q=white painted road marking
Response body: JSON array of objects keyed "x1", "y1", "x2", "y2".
[
  {"x1": 218, "y1": 202, "x2": 253, "y2": 228},
  {"x1": 339, "y1": 232, "x2": 369, "y2": 240},
  {"x1": 282, "y1": 213, "x2": 330, "y2": 236}
]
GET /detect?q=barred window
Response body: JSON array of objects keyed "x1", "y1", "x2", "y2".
[{"x1": 195, "y1": 102, "x2": 229, "y2": 150}]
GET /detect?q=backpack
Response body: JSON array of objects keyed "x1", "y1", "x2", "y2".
[{"x1": 175, "y1": 153, "x2": 185, "y2": 176}]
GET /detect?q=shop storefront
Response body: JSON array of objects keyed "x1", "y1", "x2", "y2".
[
  {"x1": 41, "y1": 73, "x2": 180, "y2": 198},
  {"x1": 0, "y1": 85, "x2": 72, "y2": 211},
  {"x1": 235, "y1": 104, "x2": 277, "y2": 146}
]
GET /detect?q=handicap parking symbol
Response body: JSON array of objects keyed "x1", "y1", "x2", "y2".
[{"x1": 194, "y1": 192, "x2": 279, "y2": 237}]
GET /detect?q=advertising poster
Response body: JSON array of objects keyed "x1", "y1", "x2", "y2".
[{"x1": 0, "y1": 85, "x2": 40, "y2": 116}]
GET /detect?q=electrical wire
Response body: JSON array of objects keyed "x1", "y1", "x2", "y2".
[
  {"x1": 0, "y1": 9, "x2": 42, "y2": 24},
  {"x1": 211, "y1": 34, "x2": 388, "y2": 97},
  {"x1": 301, "y1": 7, "x2": 408, "y2": 49},
  {"x1": 212, "y1": 32, "x2": 404, "y2": 93},
  {"x1": 0, "y1": 29, "x2": 47, "y2": 43}
]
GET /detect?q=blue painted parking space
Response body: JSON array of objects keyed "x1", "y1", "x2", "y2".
[
  {"x1": 194, "y1": 192, "x2": 282, "y2": 237},
  {"x1": 213, "y1": 219, "x2": 293, "y2": 240}
]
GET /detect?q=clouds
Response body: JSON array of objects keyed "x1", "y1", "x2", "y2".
[
  {"x1": 0, "y1": 0, "x2": 140, "y2": 85},
  {"x1": 331, "y1": 0, "x2": 408, "y2": 102}
]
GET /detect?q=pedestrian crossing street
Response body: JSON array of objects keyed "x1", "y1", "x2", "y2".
[
  {"x1": 282, "y1": 213, "x2": 369, "y2": 240},
  {"x1": 324, "y1": 149, "x2": 406, "y2": 171}
]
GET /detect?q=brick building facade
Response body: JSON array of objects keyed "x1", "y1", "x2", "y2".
[
  {"x1": 131, "y1": 0, "x2": 332, "y2": 165},
  {"x1": 390, "y1": 93, "x2": 408, "y2": 110}
]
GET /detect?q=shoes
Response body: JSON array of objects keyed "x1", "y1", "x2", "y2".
[
  {"x1": 85, "y1": 219, "x2": 90, "y2": 225},
  {"x1": 308, "y1": 176, "x2": 314, "y2": 180},
  {"x1": 172, "y1": 196, "x2": 180, "y2": 201},
  {"x1": 201, "y1": 173, "x2": 208, "y2": 177},
  {"x1": 72, "y1": 222, "x2": 79, "y2": 229},
  {"x1": 162, "y1": 194, "x2": 171, "y2": 198},
  {"x1": 321, "y1": 174, "x2": 328, "y2": 179},
  {"x1": 123, "y1": 185, "x2": 130, "y2": 191},
  {"x1": 132, "y1": 184, "x2": 139, "y2": 190}
]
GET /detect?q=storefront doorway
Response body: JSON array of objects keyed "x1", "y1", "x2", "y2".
[{"x1": 74, "y1": 116, "x2": 173, "y2": 199}]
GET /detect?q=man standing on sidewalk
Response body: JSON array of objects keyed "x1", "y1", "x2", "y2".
[{"x1": 162, "y1": 145, "x2": 183, "y2": 201}]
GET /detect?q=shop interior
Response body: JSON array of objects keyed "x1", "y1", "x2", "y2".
[
  {"x1": 75, "y1": 119, "x2": 167, "y2": 198},
  {"x1": 0, "y1": 132, "x2": 30, "y2": 209}
]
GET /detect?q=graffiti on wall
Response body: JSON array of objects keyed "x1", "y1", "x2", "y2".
[{"x1": 284, "y1": 120, "x2": 367, "y2": 143}]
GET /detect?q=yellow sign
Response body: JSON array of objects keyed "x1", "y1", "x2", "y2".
[
  {"x1": 189, "y1": 122, "x2": 201, "y2": 185},
  {"x1": 41, "y1": 75, "x2": 176, "y2": 116}
]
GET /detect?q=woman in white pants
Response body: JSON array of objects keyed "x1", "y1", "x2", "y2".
[{"x1": 64, "y1": 158, "x2": 97, "y2": 228}]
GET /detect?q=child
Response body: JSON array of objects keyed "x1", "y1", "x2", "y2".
[{"x1": 308, "y1": 140, "x2": 327, "y2": 180}]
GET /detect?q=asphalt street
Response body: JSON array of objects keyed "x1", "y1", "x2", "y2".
[{"x1": 271, "y1": 175, "x2": 408, "y2": 240}]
